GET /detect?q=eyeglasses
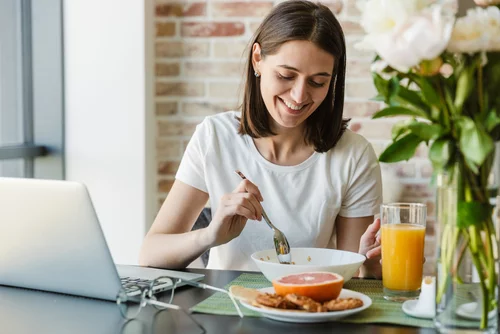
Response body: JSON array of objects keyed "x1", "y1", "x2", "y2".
[{"x1": 116, "y1": 275, "x2": 243, "y2": 326}]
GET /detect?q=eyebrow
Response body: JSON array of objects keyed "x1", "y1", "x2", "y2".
[{"x1": 277, "y1": 64, "x2": 332, "y2": 77}]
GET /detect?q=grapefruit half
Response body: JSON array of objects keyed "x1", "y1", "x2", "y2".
[{"x1": 272, "y1": 272, "x2": 344, "y2": 302}]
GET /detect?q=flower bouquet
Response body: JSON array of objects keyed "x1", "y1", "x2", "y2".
[{"x1": 356, "y1": 0, "x2": 500, "y2": 331}]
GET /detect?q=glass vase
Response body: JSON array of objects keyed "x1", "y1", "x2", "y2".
[{"x1": 434, "y1": 170, "x2": 499, "y2": 333}]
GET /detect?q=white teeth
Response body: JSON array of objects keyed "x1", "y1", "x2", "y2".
[{"x1": 283, "y1": 100, "x2": 303, "y2": 111}]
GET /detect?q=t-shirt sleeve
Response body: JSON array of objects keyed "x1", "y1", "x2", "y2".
[
  {"x1": 175, "y1": 119, "x2": 210, "y2": 193},
  {"x1": 339, "y1": 143, "x2": 382, "y2": 217}
]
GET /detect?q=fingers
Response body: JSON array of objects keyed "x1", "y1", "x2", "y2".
[
  {"x1": 363, "y1": 220, "x2": 381, "y2": 259},
  {"x1": 361, "y1": 218, "x2": 380, "y2": 241},
  {"x1": 233, "y1": 179, "x2": 264, "y2": 202},
  {"x1": 359, "y1": 219, "x2": 381, "y2": 247},
  {"x1": 229, "y1": 179, "x2": 264, "y2": 220},
  {"x1": 366, "y1": 245, "x2": 381, "y2": 259},
  {"x1": 209, "y1": 204, "x2": 250, "y2": 247},
  {"x1": 367, "y1": 218, "x2": 381, "y2": 237},
  {"x1": 224, "y1": 203, "x2": 256, "y2": 222},
  {"x1": 222, "y1": 192, "x2": 262, "y2": 220}
]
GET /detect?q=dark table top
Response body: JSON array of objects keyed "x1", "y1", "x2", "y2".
[{"x1": 0, "y1": 268, "x2": 439, "y2": 334}]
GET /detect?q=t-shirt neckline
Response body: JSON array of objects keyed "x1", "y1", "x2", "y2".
[{"x1": 243, "y1": 134, "x2": 320, "y2": 173}]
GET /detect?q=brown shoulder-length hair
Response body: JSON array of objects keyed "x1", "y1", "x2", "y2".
[{"x1": 238, "y1": 0, "x2": 349, "y2": 153}]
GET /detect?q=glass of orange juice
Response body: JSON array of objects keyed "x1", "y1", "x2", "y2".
[{"x1": 381, "y1": 203, "x2": 426, "y2": 301}]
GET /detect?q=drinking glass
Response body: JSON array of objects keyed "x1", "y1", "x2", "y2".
[{"x1": 381, "y1": 203, "x2": 427, "y2": 301}]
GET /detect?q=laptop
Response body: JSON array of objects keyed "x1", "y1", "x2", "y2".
[
  {"x1": 0, "y1": 177, "x2": 204, "y2": 302},
  {"x1": 0, "y1": 283, "x2": 204, "y2": 334},
  {"x1": 0, "y1": 284, "x2": 123, "y2": 334}
]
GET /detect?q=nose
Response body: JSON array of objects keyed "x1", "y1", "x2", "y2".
[{"x1": 290, "y1": 79, "x2": 308, "y2": 104}]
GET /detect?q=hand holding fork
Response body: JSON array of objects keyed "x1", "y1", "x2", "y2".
[{"x1": 235, "y1": 170, "x2": 292, "y2": 264}]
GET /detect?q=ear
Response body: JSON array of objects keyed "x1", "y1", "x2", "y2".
[{"x1": 251, "y1": 43, "x2": 262, "y2": 74}]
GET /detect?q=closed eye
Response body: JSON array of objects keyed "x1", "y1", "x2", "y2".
[
  {"x1": 277, "y1": 73, "x2": 293, "y2": 80},
  {"x1": 277, "y1": 72, "x2": 326, "y2": 88},
  {"x1": 309, "y1": 80, "x2": 326, "y2": 88}
]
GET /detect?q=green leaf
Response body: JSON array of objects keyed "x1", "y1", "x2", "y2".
[
  {"x1": 430, "y1": 106, "x2": 440, "y2": 121},
  {"x1": 391, "y1": 85, "x2": 431, "y2": 116},
  {"x1": 371, "y1": 94, "x2": 386, "y2": 102},
  {"x1": 414, "y1": 76, "x2": 441, "y2": 107},
  {"x1": 372, "y1": 73, "x2": 389, "y2": 98},
  {"x1": 387, "y1": 76, "x2": 401, "y2": 102},
  {"x1": 463, "y1": 156, "x2": 479, "y2": 175},
  {"x1": 457, "y1": 117, "x2": 494, "y2": 166},
  {"x1": 408, "y1": 122, "x2": 443, "y2": 141},
  {"x1": 379, "y1": 133, "x2": 423, "y2": 163},
  {"x1": 454, "y1": 67, "x2": 475, "y2": 110},
  {"x1": 372, "y1": 106, "x2": 429, "y2": 119},
  {"x1": 443, "y1": 85, "x2": 457, "y2": 116},
  {"x1": 457, "y1": 201, "x2": 492, "y2": 228},
  {"x1": 429, "y1": 139, "x2": 451, "y2": 171},
  {"x1": 371, "y1": 73, "x2": 401, "y2": 104},
  {"x1": 391, "y1": 119, "x2": 412, "y2": 141},
  {"x1": 485, "y1": 109, "x2": 500, "y2": 132}
]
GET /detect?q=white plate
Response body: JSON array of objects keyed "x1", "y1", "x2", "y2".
[
  {"x1": 402, "y1": 299, "x2": 435, "y2": 319},
  {"x1": 239, "y1": 287, "x2": 372, "y2": 323},
  {"x1": 455, "y1": 302, "x2": 497, "y2": 321}
]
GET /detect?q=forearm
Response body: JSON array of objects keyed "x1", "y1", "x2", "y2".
[
  {"x1": 335, "y1": 215, "x2": 382, "y2": 279},
  {"x1": 139, "y1": 227, "x2": 213, "y2": 269}
]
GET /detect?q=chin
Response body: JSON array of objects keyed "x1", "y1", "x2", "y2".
[{"x1": 274, "y1": 113, "x2": 306, "y2": 129}]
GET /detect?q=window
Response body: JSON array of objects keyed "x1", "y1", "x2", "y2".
[{"x1": 0, "y1": 0, "x2": 64, "y2": 179}]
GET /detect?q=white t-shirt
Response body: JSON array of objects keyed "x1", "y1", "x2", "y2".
[{"x1": 176, "y1": 111, "x2": 382, "y2": 271}]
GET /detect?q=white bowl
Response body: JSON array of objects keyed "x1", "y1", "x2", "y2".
[{"x1": 251, "y1": 247, "x2": 366, "y2": 282}]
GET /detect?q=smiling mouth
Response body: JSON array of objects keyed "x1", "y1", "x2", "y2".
[{"x1": 279, "y1": 98, "x2": 309, "y2": 113}]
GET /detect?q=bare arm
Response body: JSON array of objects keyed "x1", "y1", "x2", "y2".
[
  {"x1": 336, "y1": 215, "x2": 382, "y2": 279},
  {"x1": 139, "y1": 178, "x2": 264, "y2": 269},
  {"x1": 139, "y1": 180, "x2": 211, "y2": 269}
]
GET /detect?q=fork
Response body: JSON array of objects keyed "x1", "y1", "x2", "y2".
[{"x1": 234, "y1": 170, "x2": 292, "y2": 264}]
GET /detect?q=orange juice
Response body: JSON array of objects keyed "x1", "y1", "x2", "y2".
[{"x1": 381, "y1": 224, "x2": 425, "y2": 291}]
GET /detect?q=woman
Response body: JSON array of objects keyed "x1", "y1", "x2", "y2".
[{"x1": 140, "y1": 0, "x2": 382, "y2": 278}]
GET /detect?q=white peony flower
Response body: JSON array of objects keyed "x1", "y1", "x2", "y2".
[
  {"x1": 448, "y1": 6, "x2": 500, "y2": 53},
  {"x1": 358, "y1": 4, "x2": 454, "y2": 72},
  {"x1": 357, "y1": 0, "x2": 431, "y2": 36},
  {"x1": 438, "y1": 0, "x2": 459, "y2": 15},
  {"x1": 355, "y1": 0, "x2": 427, "y2": 51},
  {"x1": 370, "y1": 60, "x2": 396, "y2": 79},
  {"x1": 447, "y1": 10, "x2": 485, "y2": 53},
  {"x1": 483, "y1": 6, "x2": 500, "y2": 51}
]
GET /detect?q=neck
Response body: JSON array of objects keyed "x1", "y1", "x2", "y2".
[{"x1": 253, "y1": 126, "x2": 314, "y2": 166}]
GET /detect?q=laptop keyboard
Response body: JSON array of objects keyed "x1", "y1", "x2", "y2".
[{"x1": 120, "y1": 276, "x2": 170, "y2": 295}]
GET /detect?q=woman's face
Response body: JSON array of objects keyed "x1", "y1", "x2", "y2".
[{"x1": 252, "y1": 40, "x2": 334, "y2": 132}]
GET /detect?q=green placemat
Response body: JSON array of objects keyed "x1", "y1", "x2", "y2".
[{"x1": 190, "y1": 273, "x2": 434, "y2": 328}]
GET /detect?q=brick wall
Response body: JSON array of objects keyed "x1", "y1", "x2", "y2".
[{"x1": 154, "y1": 0, "x2": 436, "y2": 274}]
